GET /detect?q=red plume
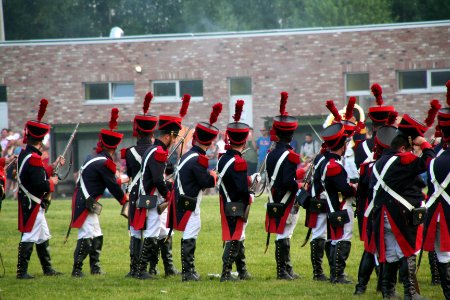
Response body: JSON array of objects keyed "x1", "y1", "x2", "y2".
[
  {"x1": 386, "y1": 111, "x2": 398, "y2": 126},
  {"x1": 179, "y1": 94, "x2": 191, "y2": 117},
  {"x1": 446, "y1": 80, "x2": 450, "y2": 107},
  {"x1": 326, "y1": 100, "x2": 342, "y2": 122},
  {"x1": 280, "y1": 92, "x2": 288, "y2": 116},
  {"x1": 233, "y1": 100, "x2": 244, "y2": 122},
  {"x1": 37, "y1": 98, "x2": 48, "y2": 122},
  {"x1": 424, "y1": 99, "x2": 441, "y2": 127},
  {"x1": 371, "y1": 83, "x2": 383, "y2": 106},
  {"x1": 345, "y1": 97, "x2": 356, "y2": 120},
  {"x1": 109, "y1": 108, "x2": 119, "y2": 130},
  {"x1": 209, "y1": 102, "x2": 222, "y2": 125},
  {"x1": 143, "y1": 92, "x2": 153, "y2": 115}
]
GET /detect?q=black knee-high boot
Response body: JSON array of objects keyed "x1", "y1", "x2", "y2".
[
  {"x1": 429, "y1": 250, "x2": 441, "y2": 285},
  {"x1": 135, "y1": 237, "x2": 158, "y2": 280},
  {"x1": 126, "y1": 237, "x2": 141, "y2": 277},
  {"x1": 181, "y1": 238, "x2": 199, "y2": 282},
  {"x1": 16, "y1": 242, "x2": 35, "y2": 279},
  {"x1": 220, "y1": 240, "x2": 239, "y2": 282},
  {"x1": 285, "y1": 238, "x2": 300, "y2": 279},
  {"x1": 354, "y1": 250, "x2": 376, "y2": 294},
  {"x1": 235, "y1": 240, "x2": 251, "y2": 280},
  {"x1": 90, "y1": 236, "x2": 104, "y2": 275},
  {"x1": 311, "y1": 238, "x2": 328, "y2": 281},
  {"x1": 36, "y1": 240, "x2": 62, "y2": 276},
  {"x1": 159, "y1": 236, "x2": 180, "y2": 276},
  {"x1": 332, "y1": 241, "x2": 352, "y2": 284},
  {"x1": 275, "y1": 239, "x2": 292, "y2": 280},
  {"x1": 382, "y1": 261, "x2": 400, "y2": 299},
  {"x1": 72, "y1": 238, "x2": 92, "y2": 278},
  {"x1": 399, "y1": 256, "x2": 425, "y2": 300},
  {"x1": 437, "y1": 262, "x2": 450, "y2": 300}
]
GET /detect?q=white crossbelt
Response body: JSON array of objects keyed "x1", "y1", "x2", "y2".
[
  {"x1": 217, "y1": 156, "x2": 236, "y2": 203},
  {"x1": 176, "y1": 153, "x2": 199, "y2": 196},
  {"x1": 371, "y1": 156, "x2": 415, "y2": 213},
  {"x1": 266, "y1": 150, "x2": 291, "y2": 204},
  {"x1": 320, "y1": 159, "x2": 345, "y2": 213},
  {"x1": 17, "y1": 154, "x2": 42, "y2": 209},
  {"x1": 362, "y1": 140, "x2": 374, "y2": 164},
  {"x1": 127, "y1": 147, "x2": 142, "y2": 193},
  {"x1": 78, "y1": 157, "x2": 107, "y2": 200},
  {"x1": 311, "y1": 156, "x2": 326, "y2": 198},
  {"x1": 139, "y1": 147, "x2": 158, "y2": 196},
  {"x1": 427, "y1": 158, "x2": 450, "y2": 208}
]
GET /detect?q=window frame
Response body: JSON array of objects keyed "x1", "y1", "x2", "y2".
[
  {"x1": 84, "y1": 81, "x2": 135, "y2": 104},
  {"x1": 397, "y1": 69, "x2": 450, "y2": 94},
  {"x1": 152, "y1": 80, "x2": 204, "y2": 103},
  {"x1": 344, "y1": 72, "x2": 370, "y2": 97}
]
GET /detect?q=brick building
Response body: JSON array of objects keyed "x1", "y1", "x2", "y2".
[{"x1": 0, "y1": 20, "x2": 449, "y2": 186}]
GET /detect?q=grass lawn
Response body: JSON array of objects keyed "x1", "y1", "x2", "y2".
[{"x1": 0, "y1": 196, "x2": 443, "y2": 300}]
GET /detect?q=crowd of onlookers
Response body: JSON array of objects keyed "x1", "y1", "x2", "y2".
[{"x1": 0, "y1": 128, "x2": 51, "y2": 200}]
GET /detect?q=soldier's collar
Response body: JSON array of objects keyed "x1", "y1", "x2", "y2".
[
  {"x1": 26, "y1": 144, "x2": 42, "y2": 156},
  {"x1": 153, "y1": 138, "x2": 167, "y2": 150},
  {"x1": 191, "y1": 145, "x2": 206, "y2": 155}
]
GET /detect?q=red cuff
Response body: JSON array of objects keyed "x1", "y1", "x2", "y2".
[
  {"x1": 0, "y1": 158, "x2": 5, "y2": 168},
  {"x1": 247, "y1": 176, "x2": 251, "y2": 187},
  {"x1": 48, "y1": 180, "x2": 55, "y2": 192},
  {"x1": 119, "y1": 194, "x2": 127, "y2": 205},
  {"x1": 45, "y1": 165, "x2": 54, "y2": 178},
  {"x1": 116, "y1": 178, "x2": 122, "y2": 186},
  {"x1": 420, "y1": 142, "x2": 432, "y2": 151}
]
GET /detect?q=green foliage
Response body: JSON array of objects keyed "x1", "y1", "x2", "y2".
[
  {"x1": 2, "y1": 0, "x2": 448, "y2": 40},
  {"x1": 0, "y1": 197, "x2": 443, "y2": 299}
]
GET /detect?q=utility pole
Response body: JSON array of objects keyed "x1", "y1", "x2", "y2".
[{"x1": 0, "y1": 0, "x2": 4, "y2": 41}]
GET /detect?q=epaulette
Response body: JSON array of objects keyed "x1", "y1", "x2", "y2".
[
  {"x1": 326, "y1": 159, "x2": 342, "y2": 177},
  {"x1": 234, "y1": 155, "x2": 247, "y2": 172},
  {"x1": 0, "y1": 157, "x2": 5, "y2": 168},
  {"x1": 396, "y1": 152, "x2": 418, "y2": 165},
  {"x1": 120, "y1": 148, "x2": 128, "y2": 159},
  {"x1": 197, "y1": 154, "x2": 209, "y2": 168},
  {"x1": 29, "y1": 153, "x2": 44, "y2": 167},
  {"x1": 104, "y1": 159, "x2": 117, "y2": 173},
  {"x1": 288, "y1": 149, "x2": 300, "y2": 164},
  {"x1": 154, "y1": 146, "x2": 168, "y2": 163}
]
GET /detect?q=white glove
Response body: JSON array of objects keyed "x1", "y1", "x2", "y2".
[{"x1": 250, "y1": 173, "x2": 261, "y2": 184}]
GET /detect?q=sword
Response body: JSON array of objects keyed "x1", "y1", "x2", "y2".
[
  {"x1": 300, "y1": 228, "x2": 312, "y2": 247},
  {"x1": 264, "y1": 232, "x2": 270, "y2": 254},
  {"x1": 308, "y1": 122, "x2": 324, "y2": 143}
]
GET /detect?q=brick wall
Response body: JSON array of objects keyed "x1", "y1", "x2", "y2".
[{"x1": 1, "y1": 23, "x2": 449, "y2": 134}]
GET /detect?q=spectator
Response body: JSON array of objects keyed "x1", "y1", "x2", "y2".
[
  {"x1": 290, "y1": 136, "x2": 299, "y2": 154},
  {"x1": 216, "y1": 132, "x2": 226, "y2": 156},
  {"x1": 256, "y1": 127, "x2": 271, "y2": 171},
  {"x1": 299, "y1": 133, "x2": 320, "y2": 164},
  {"x1": 206, "y1": 140, "x2": 218, "y2": 171},
  {"x1": 1, "y1": 128, "x2": 10, "y2": 156}
]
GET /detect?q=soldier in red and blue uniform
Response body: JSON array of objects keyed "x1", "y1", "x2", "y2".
[
  {"x1": 424, "y1": 86, "x2": 450, "y2": 300},
  {"x1": 371, "y1": 101, "x2": 440, "y2": 299},
  {"x1": 71, "y1": 108, "x2": 128, "y2": 277},
  {"x1": 120, "y1": 92, "x2": 158, "y2": 277},
  {"x1": 354, "y1": 84, "x2": 396, "y2": 295},
  {"x1": 0, "y1": 155, "x2": 16, "y2": 211},
  {"x1": 134, "y1": 95, "x2": 191, "y2": 280},
  {"x1": 354, "y1": 83, "x2": 395, "y2": 169},
  {"x1": 167, "y1": 102, "x2": 220, "y2": 282},
  {"x1": 217, "y1": 100, "x2": 259, "y2": 282},
  {"x1": 318, "y1": 112, "x2": 357, "y2": 284},
  {"x1": 265, "y1": 92, "x2": 301, "y2": 280},
  {"x1": 16, "y1": 99, "x2": 64, "y2": 279}
]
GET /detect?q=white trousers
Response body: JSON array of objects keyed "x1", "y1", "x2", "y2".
[
  {"x1": 182, "y1": 196, "x2": 203, "y2": 240},
  {"x1": 129, "y1": 205, "x2": 173, "y2": 239},
  {"x1": 276, "y1": 210, "x2": 299, "y2": 240},
  {"x1": 78, "y1": 212, "x2": 102, "y2": 239},
  {"x1": 311, "y1": 212, "x2": 327, "y2": 240},
  {"x1": 21, "y1": 207, "x2": 51, "y2": 244},
  {"x1": 331, "y1": 200, "x2": 354, "y2": 245},
  {"x1": 383, "y1": 212, "x2": 404, "y2": 263}
]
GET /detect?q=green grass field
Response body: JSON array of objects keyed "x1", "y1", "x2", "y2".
[{"x1": 0, "y1": 196, "x2": 443, "y2": 300}]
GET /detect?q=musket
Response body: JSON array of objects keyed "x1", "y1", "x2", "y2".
[
  {"x1": 167, "y1": 126, "x2": 193, "y2": 162},
  {"x1": 253, "y1": 141, "x2": 277, "y2": 197},
  {"x1": 5, "y1": 156, "x2": 17, "y2": 171},
  {"x1": 54, "y1": 123, "x2": 79, "y2": 180}
]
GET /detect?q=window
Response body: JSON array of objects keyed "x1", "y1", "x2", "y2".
[
  {"x1": 397, "y1": 69, "x2": 450, "y2": 93},
  {"x1": 85, "y1": 82, "x2": 134, "y2": 103},
  {"x1": 230, "y1": 77, "x2": 252, "y2": 95},
  {"x1": 0, "y1": 86, "x2": 6, "y2": 102},
  {"x1": 345, "y1": 73, "x2": 370, "y2": 95},
  {"x1": 152, "y1": 80, "x2": 203, "y2": 102}
]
